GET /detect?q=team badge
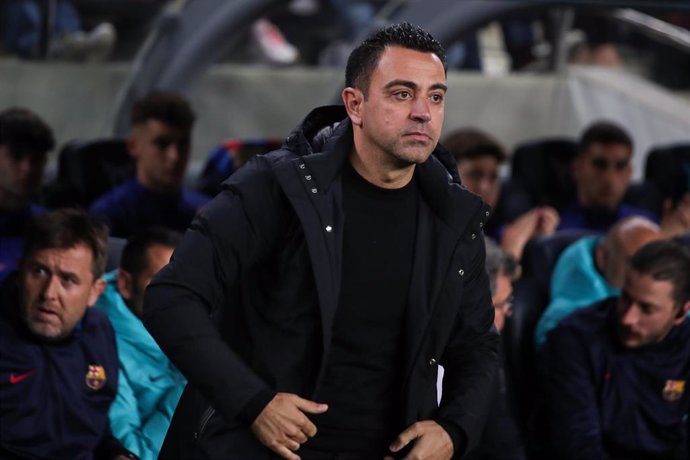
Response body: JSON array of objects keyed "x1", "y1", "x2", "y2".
[
  {"x1": 85, "y1": 365, "x2": 106, "y2": 390},
  {"x1": 662, "y1": 379, "x2": 685, "y2": 402}
]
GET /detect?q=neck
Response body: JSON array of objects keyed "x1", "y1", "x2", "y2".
[{"x1": 348, "y1": 147, "x2": 415, "y2": 189}]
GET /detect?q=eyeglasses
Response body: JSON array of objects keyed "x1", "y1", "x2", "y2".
[{"x1": 590, "y1": 157, "x2": 629, "y2": 172}]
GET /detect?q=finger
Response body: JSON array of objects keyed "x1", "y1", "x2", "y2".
[
  {"x1": 285, "y1": 437, "x2": 301, "y2": 452},
  {"x1": 293, "y1": 396, "x2": 328, "y2": 414},
  {"x1": 289, "y1": 428, "x2": 309, "y2": 444},
  {"x1": 298, "y1": 417, "x2": 318, "y2": 438},
  {"x1": 389, "y1": 424, "x2": 421, "y2": 452},
  {"x1": 275, "y1": 445, "x2": 300, "y2": 460}
]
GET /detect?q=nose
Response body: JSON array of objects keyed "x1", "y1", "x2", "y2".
[
  {"x1": 41, "y1": 275, "x2": 60, "y2": 301},
  {"x1": 165, "y1": 144, "x2": 180, "y2": 164},
  {"x1": 620, "y1": 302, "x2": 640, "y2": 327},
  {"x1": 410, "y1": 97, "x2": 431, "y2": 123}
]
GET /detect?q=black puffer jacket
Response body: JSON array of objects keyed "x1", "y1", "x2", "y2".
[{"x1": 144, "y1": 105, "x2": 498, "y2": 459}]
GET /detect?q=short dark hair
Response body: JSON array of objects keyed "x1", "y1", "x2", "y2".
[
  {"x1": 345, "y1": 22, "x2": 446, "y2": 95},
  {"x1": 0, "y1": 108, "x2": 55, "y2": 160},
  {"x1": 630, "y1": 239, "x2": 690, "y2": 308},
  {"x1": 443, "y1": 128, "x2": 507, "y2": 164},
  {"x1": 578, "y1": 121, "x2": 633, "y2": 156},
  {"x1": 131, "y1": 91, "x2": 195, "y2": 131},
  {"x1": 120, "y1": 227, "x2": 180, "y2": 279},
  {"x1": 22, "y1": 208, "x2": 109, "y2": 279}
]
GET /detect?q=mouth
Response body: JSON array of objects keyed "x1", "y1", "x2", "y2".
[
  {"x1": 35, "y1": 306, "x2": 60, "y2": 322},
  {"x1": 404, "y1": 132, "x2": 432, "y2": 142}
]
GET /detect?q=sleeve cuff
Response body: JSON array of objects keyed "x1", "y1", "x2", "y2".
[
  {"x1": 435, "y1": 419, "x2": 467, "y2": 458},
  {"x1": 238, "y1": 387, "x2": 276, "y2": 423}
]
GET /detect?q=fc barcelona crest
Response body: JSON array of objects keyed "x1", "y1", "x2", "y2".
[
  {"x1": 662, "y1": 380, "x2": 685, "y2": 402},
  {"x1": 85, "y1": 365, "x2": 106, "y2": 390}
]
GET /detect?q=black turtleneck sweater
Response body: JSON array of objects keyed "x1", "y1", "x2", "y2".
[{"x1": 307, "y1": 161, "x2": 419, "y2": 454}]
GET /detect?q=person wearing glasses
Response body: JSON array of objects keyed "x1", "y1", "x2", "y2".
[
  {"x1": 557, "y1": 121, "x2": 656, "y2": 232},
  {"x1": 444, "y1": 127, "x2": 559, "y2": 260},
  {"x1": 89, "y1": 91, "x2": 211, "y2": 239},
  {"x1": 462, "y1": 237, "x2": 525, "y2": 460}
]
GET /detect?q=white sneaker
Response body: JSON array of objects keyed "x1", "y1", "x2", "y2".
[
  {"x1": 48, "y1": 22, "x2": 116, "y2": 62},
  {"x1": 84, "y1": 22, "x2": 117, "y2": 62},
  {"x1": 251, "y1": 19, "x2": 299, "y2": 65}
]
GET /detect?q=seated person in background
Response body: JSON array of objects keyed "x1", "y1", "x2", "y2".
[
  {"x1": 464, "y1": 237, "x2": 525, "y2": 460},
  {"x1": 95, "y1": 227, "x2": 185, "y2": 460},
  {"x1": 543, "y1": 239, "x2": 690, "y2": 460},
  {"x1": 0, "y1": 107, "x2": 55, "y2": 280},
  {"x1": 0, "y1": 208, "x2": 136, "y2": 460},
  {"x1": 535, "y1": 216, "x2": 661, "y2": 348},
  {"x1": 89, "y1": 91, "x2": 210, "y2": 238},
  {"x1": 444, "y1": 127, "x2": 559, "y2": 260},
  {"x1": 557, "y1": 120, "x2": 656, "y2": 232}
]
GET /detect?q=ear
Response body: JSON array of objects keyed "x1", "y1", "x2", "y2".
[
  {"x1": 116, "y1": 269, "x2": 133, "y2": 302},
  {"x1": 87, "y1": 277, "x2": 107, "y2": 308},
  {"x1": 674, "y1": 301, "x2": 690, "y2": 325},
  {"x1": 342, "y1": 87, "x2": 364, "y2": 127}
]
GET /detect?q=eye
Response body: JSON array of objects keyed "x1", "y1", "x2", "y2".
[
  {"x1": 61, "y1": 276, "x2": 79, "y2": 287},
  {"x1": 430, "y1": 93, "x2": 444, "y2": 103},
  {"x1": 394, "y1": 90, "x2": 412, "y2": 100},
  {"x1": 30, "y1": 265, "x2": 48, "y2": 277},
  {"x1": 153, "y1": 137, "x2": 173, "y2": 150}
]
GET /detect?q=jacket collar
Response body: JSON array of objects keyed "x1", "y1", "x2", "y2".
[{"x1": 284, "y1": 105, "x2": 490, "y2": 235}]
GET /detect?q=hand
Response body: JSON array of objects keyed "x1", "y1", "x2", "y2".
[
  {"x1": 250, "y1": 392, "x2": 328, "y2": 460},
  {"x1": 501, "y1": 209, "x2": 541, "y2": 260},
  {"x1": 384, "y1": 420, "x2": 453, "y2": 460},
  {"x1": 535, "y1": 206, "x2": 559, "y2": 235}
]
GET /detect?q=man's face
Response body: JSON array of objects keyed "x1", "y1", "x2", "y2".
[
  {"x1": 457, "y1": 156, "x2": 501, "y2": 208},
  {"x1": 21, "y1": 244, "x2": 105, "y2": 342},
  {"x1": 119, "y1": 244, "x2": 173, "y2": 318},
  {"x1": 492, "y1": 273, "x2": 513, "y2": 333},
  {"x1": 616, "y1": 269, "x2": 687, "y2": 348},
  {"x1": 573, "y1": 143, "x2": 632, "y2": 211},
  {"x1": 129, "y1": 119, "x2": 191, "y2": 191},
  {"x1": 345, "y1": 46, "x2": 447, "y2": 168},
  {"x1": 0, "y1": 144, "x2": 46, "y2": 208}
]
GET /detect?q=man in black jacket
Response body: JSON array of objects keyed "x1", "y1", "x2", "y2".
[{"x1": 144, "y1": 22, "x2": 498, "y2": 460}]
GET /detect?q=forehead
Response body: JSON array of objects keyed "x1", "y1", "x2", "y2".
[
  {"x1": 371, "y1": 46, "x2": 446, "y2": 86},
  {"x1": 459, "y1": 156, "x2": 500, "y2": 170},
  {"x1": 137, "y1": 119, "x2": 186, "y2": 137},
  {"x1": 583, "y1": 143, "x2": 631, "y2": 159},
  {"x1": 624, "y1": 270, "x2": 675, "y2": 306},
  {"x1": 27, "y1": 245, "x2": 94, "y2": 276}
]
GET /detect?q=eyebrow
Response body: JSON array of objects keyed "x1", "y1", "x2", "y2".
[{"x1": 383, "y1": 80, "x2": 447, "y2": 92}]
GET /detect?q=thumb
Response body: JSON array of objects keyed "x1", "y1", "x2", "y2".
[{"x1": 294, "y1": 396, "x2": 328, "y2": 414}]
